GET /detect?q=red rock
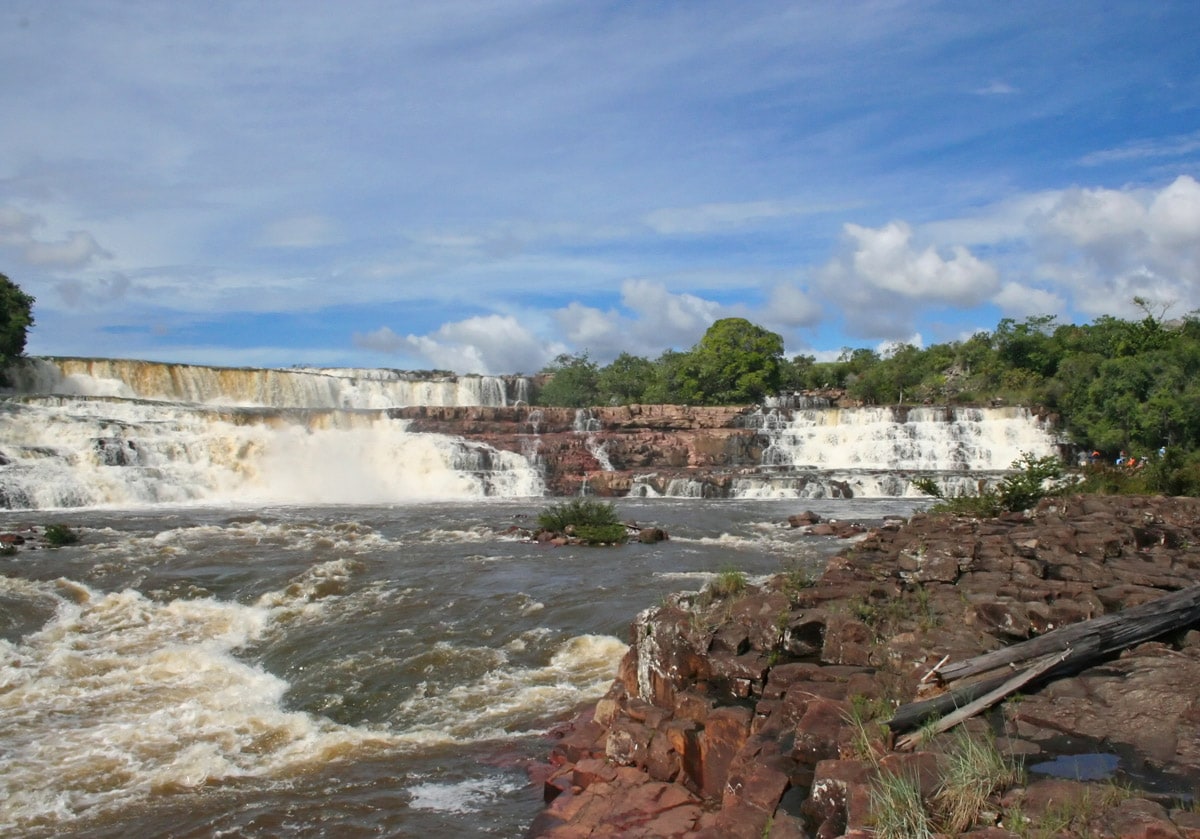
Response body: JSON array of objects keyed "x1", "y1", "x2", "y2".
[{"x1": 698, "y1": 705, "x2": 753, "y2": 798}]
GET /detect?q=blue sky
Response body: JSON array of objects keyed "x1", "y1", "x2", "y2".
[{"x1": 2, "y1": 1, "x2": 1199, "y2": 374}]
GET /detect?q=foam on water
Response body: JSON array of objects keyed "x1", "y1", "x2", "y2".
[
  {"x1": 0, "y1": 553, "x2": 619, "y2": 834},
  {"x1": 391, "y1": 634, "x2": 628, "y2": 742},
  {"x1": 0, "y1": 573, "x2": 401, "y2": 833},
  {"x1": 407, "y1": 775, "x2": 527, "y2": 814}
]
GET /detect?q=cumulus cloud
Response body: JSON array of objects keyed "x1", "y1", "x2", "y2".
[
  {"x1": 549, "y1": 281, "x2": 727, "y2": 361},
  {"x1": 816, "y1": 220, "x2": 999, "y2": 340},
  {"x1": 764, "y1": 284, "x2": 822, "y2": 328},
  {"x1": 991, "y1": 282, "x2": 1066, "y2": 319},
  {"x1": 354, "y1": 314, "x2": 563, "y2": 374},
  {"x1": 0, "y1": 206, "x2": 111, "y2": 269},
  {"x1": 1028, "y1": 175, "x2": 1200, "y2": 316},
  {"x1": 619, "y1": 279, "x2": 722, "y2": 343}
]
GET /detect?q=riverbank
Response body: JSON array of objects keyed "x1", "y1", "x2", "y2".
[{"x1": 530, "y1": 494, "x2": 1200, "y2": 838}]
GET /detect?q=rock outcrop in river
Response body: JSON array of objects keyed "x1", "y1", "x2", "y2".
[
  {"x1": 530, "y1": 495, "x2": 1200, "y2": 838},
  {"x1": 394, "y1": 405, "x2": 764, "y2": 497}
]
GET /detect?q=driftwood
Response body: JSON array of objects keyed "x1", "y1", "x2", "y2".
[
  {"x1": 887, "y1": 583, "x2": 1200, "y2": 735},
  {"x1": 894, "y1": 651, "x2": 1068, "y2": 750}
]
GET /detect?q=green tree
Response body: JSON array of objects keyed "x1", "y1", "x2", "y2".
[
  {"x1": 533, "y1": 352, "x2": 599, "y2": 407},
  {"x1": 0, "y1": 272, "x2": 35, "y2": 370},
  {"x1": 677, "y1": 318, "x2": 785, "y2": 405},
  {"x1": 641, "y1": 349, "x2": 689, "y2": 404},
  {"x1": 596, "y1": 352, "x2": 656, "y2": 405}
]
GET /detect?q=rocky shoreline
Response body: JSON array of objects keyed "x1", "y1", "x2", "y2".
[{"x1": 530, "y1": 495, "x2": 1200, "y2": 838}]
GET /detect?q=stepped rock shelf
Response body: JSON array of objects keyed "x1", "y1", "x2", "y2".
[
  {"x1": 394, "y1": 403, "x2": 1063, "y2": 498},
  {"x1": 530, "y1": 495, "x2": 1200, "y2": 838}
]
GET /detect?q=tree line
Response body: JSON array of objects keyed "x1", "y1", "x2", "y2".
[{"x1": 533, "y1": 308, "x2": 1200, "y2": 490}]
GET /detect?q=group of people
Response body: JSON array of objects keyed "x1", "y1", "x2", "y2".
[{"x1": 1085, "y1": 446, "x2": 1167, "y2": 468}]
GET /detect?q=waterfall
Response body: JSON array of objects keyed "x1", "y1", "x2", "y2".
[
  {"x1": 3, "y1": 358, "x2": 528, "y2": 409},
  {"x1": 764, "y1": 405, "x2": 1056, "y2": 472},
  {"x1": 0, "y1": 358, "x2": 546, "y2": 509},
  {"x1": 721, "y1": 404, "x2": 1060, "y2": 499},
  {"x1": 573, "y1": 408, "x2": 613, "y2": 472}
]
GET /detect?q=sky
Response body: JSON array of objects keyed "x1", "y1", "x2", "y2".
[{"x1": 2, "y1": 1, "x2": 1199, "y2": 375}]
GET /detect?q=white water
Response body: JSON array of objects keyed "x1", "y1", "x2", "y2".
[
  {"x1": 0, "y1": 397, "x2": 543, "y2": 508},
  {"x1": 0, "y1": 359, "x2": 545, "y2": 509},
  {"x1": 0, "y1": 537, "x2": 628, "y2": 835},
  {"x1": 748, "y1": 405, "x2": 1057, "y2": 471},
  {"x1": 5, "y1": 358, "x2": 525, "y2": 409}
]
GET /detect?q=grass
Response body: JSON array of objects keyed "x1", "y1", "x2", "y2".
[
  {"x1": 932, "y1": 728, "x2": 1019, "y2": 834},
  {"x1": 781, "y1": 560, "x2": 818, "y2": 594},
  {"x1": 869, "y1": 770, "x2": 935, "y2": 839},
  {"x1": 705, "y1": 566, "x2": 747, "y2": 599},
  {"x1": 843, "y1": 693, "x2": 893, "y2": 764}
]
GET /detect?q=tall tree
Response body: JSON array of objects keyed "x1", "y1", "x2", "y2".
[
  {"x1": 678, "y1": 318, "x2": 784, "y2": 405},
  {"x1": 0, "y1": 272, "x2": 35, "y2": 370}
]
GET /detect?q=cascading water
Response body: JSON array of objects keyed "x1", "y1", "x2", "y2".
[
  {"x1": 0, "y1": 359, "x2": 545, "y2": 509},
  {"x1": 4, "y1": 358, "x2": 529, "y2": 409},
  {"x1": 732, "y1": 404, "x2": 1060, "y2": 499},
  {"x1": 573, "y1": 409, "x2": 614, "y2": 472}
]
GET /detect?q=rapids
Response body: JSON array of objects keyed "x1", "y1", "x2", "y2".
[{"x1": 0, "y1": 497, "x2": 923, "y2": 837}]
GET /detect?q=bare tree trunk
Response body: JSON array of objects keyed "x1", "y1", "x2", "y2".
[{"x1": 887, "y1": 584, "x2": 1200, "y2": 734}]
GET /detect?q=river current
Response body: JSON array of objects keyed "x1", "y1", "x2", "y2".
[{"x1": 0, "y1": 496, "x2": 924, "y2": 838}]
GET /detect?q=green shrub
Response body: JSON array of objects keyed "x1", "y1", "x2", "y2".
[
  {"x1": 572, "y1": 523, "x2": 629, "y2": 544},
  {"x1": 536, "y1": 498, "x2": 627, "y2": 545},
  {"x1": 538, "y1": 498, "x2": 620, "y2": 531},
  {"x1": 44, "y1": 524, "x2": 80, "y2": 546},
  {"x1": 917, "y1": 452, "x2": 1068, "y2": 517}
]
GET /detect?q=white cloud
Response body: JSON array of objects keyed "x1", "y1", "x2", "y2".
[
  {"x1": 355, "y1": 314, "x2": 563, "y2": 375},
  {"x1": 1027, "y1": 176, "x2": 1200, "y2": 315},
  {"x1": 814, "y1": 220, "x2": 999, "y2": 340},
  {"x1": 764, "y1": 284, "x2": 822, "y2": 328},
  {"x1": 839, "y1": 221, "x2": 998, "y2": 303},
  {"x1": 619, "y1": 279, "x2": 721, "y2": 343},
  {"x1": 644, "y1": 200, "x2": 844, "y2": 235},
  {"x1": 1079, "y1": 131, "x2": 1200, "y2": 166},
  {"x1": 0, "y1": 206, "x2": 111, "y2": 269},
  {"x1": 991, "y1": 282, "x2": 1066, "y2": 319}
]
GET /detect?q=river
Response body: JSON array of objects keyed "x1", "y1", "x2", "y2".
[{"x1": 0, "y1": 496, "x2": 921, "y2": 837}]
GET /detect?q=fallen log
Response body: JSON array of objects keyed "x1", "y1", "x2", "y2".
[
  {"x1": 894, "y1": 650, "x2": 1069, "y2": 750},
  {"x1": 887, "y1": 583, "x2": 1200, "y2": 734}
]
